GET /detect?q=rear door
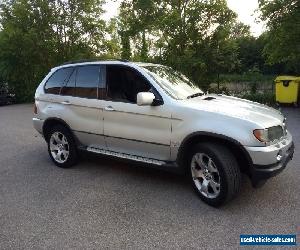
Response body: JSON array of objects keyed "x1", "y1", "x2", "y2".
[{"x1": 57, "y1": 65, "x2": 105, "y2": 148}]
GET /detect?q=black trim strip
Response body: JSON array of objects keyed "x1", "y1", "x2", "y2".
[
  {"x1": 104, "y1": 108, "x2": 171, "y2": 119},
  {"x1": 73, "y1": 129, "x2": 170, "y2": 147}
]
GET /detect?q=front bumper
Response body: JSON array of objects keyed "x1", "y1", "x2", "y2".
[
  {"x1": 251, "y1": 142, "x2": 294, "y2": 186},
  {"x1": 245, "y1": 132, "x2": 294, "y2": 186}
]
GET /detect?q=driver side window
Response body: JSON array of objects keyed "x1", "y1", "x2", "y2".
[{"x1": 105, "y1": 65, "x2": 151, "y2": 103}]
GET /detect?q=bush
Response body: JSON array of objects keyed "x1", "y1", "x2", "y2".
[
  {"x1": 218, "y1": 73, "x2": 275, "y2": 83},
  {"x1": 238, "y1": 92, "x2": 275, "y2": 105}
]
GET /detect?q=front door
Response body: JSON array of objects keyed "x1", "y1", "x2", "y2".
[{"x1": 101, "y1": 65, "x2": 172, "y2": 161}]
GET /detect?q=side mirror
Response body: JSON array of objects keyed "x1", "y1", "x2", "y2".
[{"x1": 137, "y1": 92, "x2": 155, "y2": 106}]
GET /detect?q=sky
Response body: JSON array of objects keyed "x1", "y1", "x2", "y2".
[
  {"x1": 227, "y1": 0, "x2": 264, "y2": 36},
  {"x1": 103, "y1": 0, "x2": 265, "y2": 37}
]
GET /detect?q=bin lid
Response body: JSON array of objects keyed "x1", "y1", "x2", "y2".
[{"x1": 275, "y1": 75, "x2": 299, "y2": 82}]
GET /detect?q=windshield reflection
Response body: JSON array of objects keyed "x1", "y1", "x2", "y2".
[{"x1": 142, "y1": 65, "x2": 203, "y2": 100}]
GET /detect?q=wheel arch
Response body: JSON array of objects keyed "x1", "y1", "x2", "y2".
[
  {"x1": 177, "y1": 132, "x2": 253, "y2": 175},
  {"x1": 43, "y1": 118, "x2": 76, "y2": 143}
]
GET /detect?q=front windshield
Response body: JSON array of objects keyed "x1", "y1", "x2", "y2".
[{"x1": 142, "y1": 65, "x2": 203, "y2": 100}]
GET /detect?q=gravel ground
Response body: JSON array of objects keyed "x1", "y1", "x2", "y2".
[{"x1": 0, "y1": 104, "x2": 299, "y2": 249}]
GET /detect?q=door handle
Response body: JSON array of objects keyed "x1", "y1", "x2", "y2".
[
  {"x1": 104, "y1": 106, "x2": 115, "y2": 111},
  {"x1": 61, "y1": 101, "x2": 71, "y2": 105}
]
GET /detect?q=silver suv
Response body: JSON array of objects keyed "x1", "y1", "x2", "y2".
[{"x1": 33, "y1": 60, "x2": 294, "y2": 206}]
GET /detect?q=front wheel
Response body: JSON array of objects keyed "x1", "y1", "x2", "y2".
[
  {"x1": 47, "y1": 125, "x2": 78, "y2": 168},
  {"x1": 188, "y1": 142, "x2": 241, "y2": 207}
]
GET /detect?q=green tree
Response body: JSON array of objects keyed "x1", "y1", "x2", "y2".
[
  {"x1": 0, "y1": 0, "x2": 55, "y2": 101},
  {"x1": 118, "y1": 0, "x2": 241, "y2": 85},
  {"x1": 140, "y1": 31, "x2": 148, "y2": 61},
  {"x1": 259, "y1": 0, "x2": 300, "y2": 73},
  {"x1": 236, "y1": 36, "x2": 264, "y2": 73},
  {"x1": 103, "y1": 17, "x2": 122, "y2": 59},
  {"x1": 0, "y1": 0, "x2": 106, "y2": 102}
]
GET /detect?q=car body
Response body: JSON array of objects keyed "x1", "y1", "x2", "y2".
[{"x1": 33, "y1": 60, "x2": 294, "y2": 206}]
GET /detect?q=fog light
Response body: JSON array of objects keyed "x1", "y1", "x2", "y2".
[{"x1": 277, "y1": 150, "x2": 283, "y2": 161}]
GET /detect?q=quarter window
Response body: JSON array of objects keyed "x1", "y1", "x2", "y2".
[
  {"x1": 45, "y1": 67, "x2": 73, "y2": 95},
  {"x1": 75, "y1": 65, "x2": 100, "y2": 99}
]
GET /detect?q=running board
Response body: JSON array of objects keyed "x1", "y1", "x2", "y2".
[{"x1": 86, "y1": 147, "x2": 166, "y2": 166}]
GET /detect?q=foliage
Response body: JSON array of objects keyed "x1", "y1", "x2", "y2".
[
  {"x1": 0, "y1": 0, "x2": 106, "y2": 102},
  {"x1": 117, "y1": 0, "x2": 244, "y2": 86},
  {"x1": 0, "y1": 0, "x2": 298, "y2": 103},
  {"x1": 239, "y1": 92, "x2": 275, "y2": 105},
  {"x1": 208, "y1": 82, "x2": 276, "y2": 105},
  {"x1": 219, "y1": 72, "x2": 275, "y2": 83},
  {"x1": 259, "y1": 0, "x2": 300, "y2": 73}
]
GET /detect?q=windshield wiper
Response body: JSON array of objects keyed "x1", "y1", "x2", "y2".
[{"x1": 187, "y1": 92, "x2": 204, "y2": 99}]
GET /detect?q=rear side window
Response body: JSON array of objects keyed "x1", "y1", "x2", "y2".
[
  {"x1": 75, "y1": 65, "x2": 100, "y2": 99},
  {"x1": 45, "y1": 68, "x2": 73, "y2": 94},
  {"x1": 60, "y1": 69, "x2": 76, "y2": 96}
]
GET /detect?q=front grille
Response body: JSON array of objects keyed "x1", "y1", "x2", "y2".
[{"x1": 268, "y1": 125, "x2": 284, "y2": 141}]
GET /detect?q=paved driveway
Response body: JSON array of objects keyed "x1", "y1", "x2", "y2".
[{"x1": 0, "y1": 104, "x2": 299, "y2": 249}]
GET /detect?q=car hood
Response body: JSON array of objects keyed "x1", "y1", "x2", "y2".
[{"x1": 181, "y1": 94, "x2": 284, "y2": 128}]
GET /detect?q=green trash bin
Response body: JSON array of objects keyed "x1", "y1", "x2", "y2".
[{"x1": 275, "y1": 76, "x2": 299, "y2": 105}]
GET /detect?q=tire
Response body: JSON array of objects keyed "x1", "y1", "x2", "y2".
[
  {"x1": 188, "y1": 142, "x2": 241, "y2": 207},
  {"x1": 47, "y1": 125, "x2": 78, "y2": 168}
]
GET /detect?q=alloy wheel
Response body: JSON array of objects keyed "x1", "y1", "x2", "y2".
[
  {"x1": 191, "y1": 153, "x2": 221, "y2": 199},
  {"x1": 49, "y1": 132, "x2": 70, "y2": 164}
]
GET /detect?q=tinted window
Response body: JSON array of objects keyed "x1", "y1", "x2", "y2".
[
  {"x1": 75, "y1": 65, "x2": 100, "y2": 99},
  {"x1": 98, "y1": 66, "x2": 106, "y2": 100},
  {"x1": 106, "y1": 66, "x2": 151, "y2": 103},
  {"x1": 45, "y1": 68, "x2": 73, "y2": 94},
  {"x1": 61, "y1": 68, "x2": 76, "y2": 96}
]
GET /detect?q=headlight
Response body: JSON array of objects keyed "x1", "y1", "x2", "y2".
[
  {"x1": 253, "y1": 126, "x2": 284, "y2": 143},
  {"x1": 253, "y1": 129, "x2": 269, "y2": 143},
  {"x1": 282, "y1": 118, "x2": 288, "y2": 135}
]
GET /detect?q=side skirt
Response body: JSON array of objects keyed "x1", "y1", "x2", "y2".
[{"x1": 79, "y1": 146, "x2": 180, "y2": 172}]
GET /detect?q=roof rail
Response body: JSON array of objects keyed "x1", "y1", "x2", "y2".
[
  {"x1": 61, "y1": 58, "x2": 130, "y2": 65},
  {"x1": 118, "y1": 59, "x2": 129, "y2": 62},
  {"x1": 61, "y1": 59, "x2": 98, "y2": 65}
]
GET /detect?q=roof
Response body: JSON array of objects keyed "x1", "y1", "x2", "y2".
[
  {"x1": 61, "y1": 59, "x2": 129, "y2": 65},
  {"x1": 53, "y1": 60, "x2": 162, "y2": 71}
]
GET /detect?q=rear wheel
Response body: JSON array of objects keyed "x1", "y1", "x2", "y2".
[
  {"x1": 47, "y1": 125, "x2": 78, "y2": 168},
  {"x1": 188, "y1": 142, "x2": 241, "y2": 207}
]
